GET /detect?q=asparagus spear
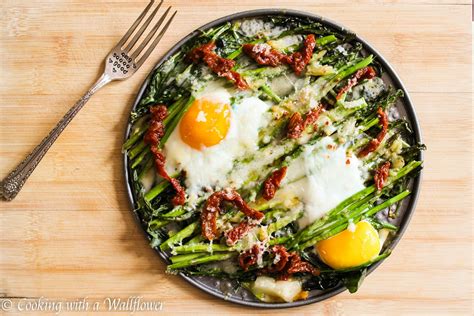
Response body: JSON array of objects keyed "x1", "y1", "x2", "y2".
[
  {"x1": 167, "y1": 253, "x2": 235, "y2": 270},
  {"x1": 160, "y1": 221, "x2": 199, "y2": 251}
]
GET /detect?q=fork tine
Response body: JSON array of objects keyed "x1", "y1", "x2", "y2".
[
  {"x1": 136, "y1": 10, "x2": 177, "y2": 66},
  {"x1": 117, "y1": 0, "x2": 155, "y2": 47},
  {"x1": 131, "y1": 6, "x2": 171, "y2": 60},
  {"x1": 123, "y1": 0, "x2": 163, "y2": 52}
]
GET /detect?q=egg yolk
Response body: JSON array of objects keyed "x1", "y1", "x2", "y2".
[
  {"x1": 179, "y1": 98, "x2": 231, "y2": 150},
  {"x1": 316, "y1": 221, "x2": 381, "y2": 270}
]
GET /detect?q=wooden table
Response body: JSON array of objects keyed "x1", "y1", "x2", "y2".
[{"x1": 1, "y1": 0, "x2": 472, "y2": 314}]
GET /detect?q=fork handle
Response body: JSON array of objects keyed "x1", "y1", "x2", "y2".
[{"x1": 1, "y1": 73, "x2": 111, "y2": 201}]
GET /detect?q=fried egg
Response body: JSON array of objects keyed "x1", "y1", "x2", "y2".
[
  {"x1": 164, "y1": 82, "x2": 271, "y2": 200},
  {"x1": 272, "y1": 136, "x2": 366, "y2": 228},
  {"x1": 316, "y1": 221, "x2": 382, "y2": 269}
]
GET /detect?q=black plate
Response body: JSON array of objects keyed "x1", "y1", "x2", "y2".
[{"x1": 123, "y1": 9, "x2": 423, "y2": 308}]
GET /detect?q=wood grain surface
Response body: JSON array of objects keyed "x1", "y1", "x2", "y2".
[{"x1": 1, "y1": 0, "x2": 472, "y2": 315}]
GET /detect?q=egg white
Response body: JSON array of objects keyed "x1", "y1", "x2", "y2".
[
  {"x1": 164, "y1": 83, "x2": 271, "y2": 202},
  {"x1": 273, "y1": 136, "x2": 367, "y2": 228}
]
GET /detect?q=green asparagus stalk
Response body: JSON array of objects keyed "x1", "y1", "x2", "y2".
[
  {"x1": 167, "y1": 253, "x2": 235, "y2": 270},
  {"x1": 171, "y1": 243, "x2": 234, "y2": 254},
  {"x1": 170, "y1": 253, "x2": 205, "y2": 264},
  {"x1": 260, "y1": 84, "x2": 282, "y2": 103},
  {"x1": 298, "y1": 190, "x2": 411, "y2": 250},
  {"x1": 128, "y1": 140, "x2": 147, "y2": 159},
  {"x1": 123, "y1": 129, "x2": 146, "y2": 151},
  {"x1": 160, "y1": 96, "x2": 195, "y2": 148},
  {"x1": 144, "y1": 180, "x2": 170, "y2": 203},
  {"x1": 160, "y1": 221, "x2": 199, "y2": 251}
]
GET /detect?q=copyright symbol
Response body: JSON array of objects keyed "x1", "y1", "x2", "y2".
[{"x1": 1, "y1": 299, "x2": 12, "y2": 311}]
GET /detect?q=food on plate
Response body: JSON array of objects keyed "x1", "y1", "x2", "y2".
[{"x1": 124, "y1": 16, "x2": 425, "y2": 303}]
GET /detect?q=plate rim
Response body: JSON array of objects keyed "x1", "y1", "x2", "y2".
[{"x1": 122, "y1": 8, "x2": 424, "y2": 309}]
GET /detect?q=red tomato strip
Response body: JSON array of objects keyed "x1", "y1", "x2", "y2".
[
  {"x1": 287, "y1": 112, "x2": 304, "y2": 139},
  {"x1": 238, "y1": 245, "x2": 261, "y2": 271},
  {"x1": 303, "y1": 106, "x2": 323, "y2": 127},
  {"x1": 358, "y1": 107, "x2": 389, "y2": 157},
  {"x1": 289, "y1": 34, "x2": 317, "y2": 75},
  {"x1": 188, "y1": 42, "x2": 248, "y2": 89},
  {"x1": 243, "y1": 34, "x2": 316, "y2": 76},
  {"x1": 262, "y1": 245, "x2": 291, "y2": 273},
  {"x1": 201, "y1": 188, "x2": 264, "y2": 241},
  {"x1": 335, "y1": 66, "x2": 376, "y2": 100},
  {"x1": 258, "y1": 245, "x2": 320, "y2": 279},
  {"x1": 262, "y1": 166, "x2": 288, "y2": 200},
  {"x1": 144, "y1": 106, "x2": 186, "y2": 206},
  {"x1": 225, "y1": 221, "x2": 255, "y2": 246},
  {"x1": 242, "y1": 43, "x2": 291, "y2": 67},
  {"x1": 287, "y1": 105, "x2": 324, "y2": 139},
  {"x1": 374, "y1": 161, "x2": 391, "y2": 191}
]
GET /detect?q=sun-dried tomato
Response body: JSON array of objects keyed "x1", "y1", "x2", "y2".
[
  {"x1": 287, "y1": 112, "x2": 304, "y2": 139},
  {"x1": 225, "y1": 221, "x2": 255, "y2": 246},
  {"x1": 375, "y1": 107, "x2": 389, "y2": 142},
  {"x1": 285, "y1": 253, "x2": 319, "y2": 276},
  {"x1": 238, "y1": 244, "x2": 261, "y2": 271},
  {"x1": 144, "y1": 105, "x2": 185, "y2": 206},
  {"x1": 221, "y1": 70, "x2": 248, "y2": 90},
  {"x1": 303, "y1": 106, "x2": 323, "y2": 128},
  {"x1": 358, "y1": 107, "x2": 389, "y2": 157},
  {"x1": 187, "y1": 42, "x2": 215, "y2": 62},
  {"x1": 243, "y1": 34, "x2": 316, "y2": 76},
  {"x1": 264, "y1": 245, "x2": 291, "y2": 273},
  {"x1": 358, "y1": 139, "x2": 379, "y2": 158},
  {"x1": 289, "y1": 34, "x2": 316, "y2": 75},
  {"x1": 259, "y1": 245, "x2": 319, "y2": 279},
  {"x1": 201, "y1": 188, "x2": 264, "y2": 241},
  {"x1": 286, "y1": 105, "x2": 323, "y2": 139},
  {"x1": 335, "y1": 66, "x2": 376, "y2": 100},
  {"x1": 262, "y1": 167, "x2": 288, "y2": 200},
  {"x1": 374, "y1": 161, "x2": 391, "y2": 191},
  {"x1": 242, "y1": 43, "x2": 291, "y2": 67},
  {"x1": 144, "y1": 106, "x2": 166, "y2": 144},
  {"x1": 188, "y1": 42, "x2": 248, "y2": 90}
]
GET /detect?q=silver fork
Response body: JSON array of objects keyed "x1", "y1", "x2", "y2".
[{"x1": 1, "y1": 0, "x2": 177, "y2": 201}]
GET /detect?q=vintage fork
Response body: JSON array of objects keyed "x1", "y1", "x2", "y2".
[{"x1": 1, "y1": 0, "x2": 177, "y2": 201}]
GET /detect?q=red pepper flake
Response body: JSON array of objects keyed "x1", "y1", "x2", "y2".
[
  {"x1": 259, "y1": 245, "x2": 319, "y2": 279},
  {"x1": 262, "y1": 166, "x2": 288, "y2": 200},
  {"x1": 374, "y1": 161, "x2": 391, "y2": 191},
  {"x1": 225, "y1": 221, "x2": 255, "y2": 246},
  {"x1": 144, "y1": 105, "x2": 185, "y2": 206},
  {"x1": 358, "y1": 107, "x2": 389, "y2": 157},
  {"x1": 346, "y1": 158, "x2": 351, "y2": 165},
  {"x1": 201, "y1": 188, "x2": 264, "y2": 241},
  {"x1": 188, "y1": 42, "x2": 248, "y2": 90},
  {"x1": 243, "y1": 34, "x2": 316, "y2": 76},
  {"x1": 238, "y1": 244, "x2": 261, "y2": 271},
  {"x1": 335, "y1": 66, "x2": 376, "y2": 100}
]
